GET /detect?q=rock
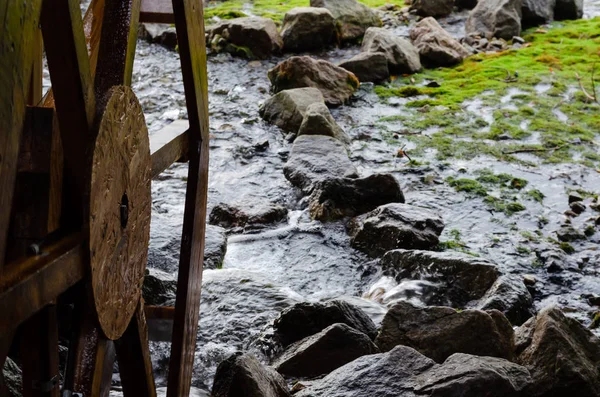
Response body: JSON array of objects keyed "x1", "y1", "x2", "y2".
[
  {"x1": 521, "y1": 0, "x2": 555, "y2": 26},
  {"x1": 139, "y1": 23, "x2": 177, "y2": 50},
  {"x1": 554, "y1": 0, "x2": 583, "y2": 20},
  {"x1": 267, "y1": 56, "x2": 359, "y2": 107},
  {"x1": 569, "y1": 191, "x2": 584, "y2": 203},
  {"x1": 212, "y1": 353, "x2": 291, "y2": 397},
  {"x1": 308, "y1": 174, "x2": 405, "y2": 221},
  {"x1": 259, "y1": 88, "x2": 325, "y2": 134},
  {"x1": 516, "y1": 306, "x2": 600, "y2": 396},
  {"x1": 274, "y1": 323, "x2": 378, "y2": 377},
  {"x1": 557, "y1": 226, "x2": 586, "y2": 242},
  {"x1": 280, "y1": 8, "x2": 337, "y2": 52},
  {"x1": 297, "y1": 103, "x2": 349, "y2": 143},
  {"x1": 347, "y1": 204, "x2": 444, "y2": 257},
  {"x1": 535, "y1": 246, "x2": 578, "y2": 272},
  {"x1": 338, "y1": 52, "x2": 390, "y2": 83},
  {"x1": 570, "y1": 201, "x2": 586, "y2": 214},
  {"x1": 209, "y1": 203, "x2": 288, "y2": 229},
  {"x1": 465, "y1": 0, "x2": 522, "y2": 40},
  {"x1": 410, "y1": 0, "x2": 454, "y2": 17},
  {"x1": 207, "y1": 17, "x2": 283, "y2": 59},
  {"x1": 457, "y1": 0, "x2": 479, "y2": 9},
  {"x1": 142, "y1": 267, "x2": 177, "y2": 306},
  {"x1": 310, "y1": 0, "x2": 382, "y2": 42},
  {"x1": 204, "y1": 225, "x2": 228, "y2": 269},
  {"x1": 273, "y1": 300, "x2": 378, "y2": 346},
  {"x1": 283, "y1": 135, "x2": 358, "y2": 194},
  {"x1": 376, "y1": 301, "x2": 514, "y2": 362},
  {"x1": 477, "y1": 274, "x2": 536, "y2": 325},
  {"x1": 410, "y1": 17, "x2": 470, "y2": 66},
  {"x1": 2, "y1": 358, "x2": 22, "y2": 397},
  {"x1": 361, "y1": 28, "x2": 422, "y2": 74},
  {"x1": 380, "y1": 249, "x2": 500, "y2": 306}
]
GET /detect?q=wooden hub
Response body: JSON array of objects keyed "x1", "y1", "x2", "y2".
[{"x1": 89, "y1": 86, "x2": 152, "y2": 340}]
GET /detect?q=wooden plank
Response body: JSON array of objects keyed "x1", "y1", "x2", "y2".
[
  {"x1": 150, "y1": 121, "x2": 189, "y2": 178},
  {"x1": 140, "y1": 0, "x2": 175, "y2": 24},
  {"x1": 145, "y1": 305, "x2": 175, "y2": 342},
  {"x1": 116, "y1": 301, "x2": 157, "y2": 397},
  {"x1": 167, "y1": 0, "x2": 210, "y2": 395},
  {"x1": 28, "y1": 26, "x2": 43, "y2": 105},
  {"x1": 0, "y1": 0, "x2": 43, "y2": 270}
]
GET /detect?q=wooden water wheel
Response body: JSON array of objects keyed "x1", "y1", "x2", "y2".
[{"x1": 0, "y1": 0, "x2": 209, "y2": 396}]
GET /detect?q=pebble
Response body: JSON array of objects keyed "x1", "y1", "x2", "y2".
[
  {"x1": 523, "y1": 275, "x2": 536, "y2": 286},
  {"x1": 569, "y1": 201, "x2": 586, "y2": 215},
  {"x1": 569, "y1": 192, "x2": 584, "y2": 203}
]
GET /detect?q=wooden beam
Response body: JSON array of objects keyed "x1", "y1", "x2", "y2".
[
  {"x1": 0, "y1": 0, "x2": 43, "y2": 270},
  {"x1": 140, "y1": 0, "x2": 175, "y2": 24},
  {"x1": 150, "y1": 121, "x2": 189, "y2": 178},
  {"x1": 168, "y1": 0, "x2": 210, "y2": 395},
  {"x1": 145, "y1": 305, "x2": 175, "y2": 342}
]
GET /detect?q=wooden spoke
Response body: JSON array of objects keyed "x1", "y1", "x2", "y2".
[
  {"x1": 141, "y1": 0, "x2": 175, "y2": 23},
  {"x1": 0, "y1": 0, "x2": 43, "y2": 270},
  {"x1": 150, "y1": 121, "x2": 189, "y2": 178},
  {"x1": 168, "y1": 0, "x2": 210, "y2": 395}
]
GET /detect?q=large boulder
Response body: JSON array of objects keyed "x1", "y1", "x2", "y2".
[
  {"x1": 338, "y1": 52, "x2": 390, "y2": 83},
  {"x1": 465, "y1": 0, "x2": 522, "y2": 40},
  {"x1": 297, "y1": 103, "x2": 349, "y2": 143},
  {"x1": 207, "y1": 17, "x2": 283, "y2": 59},
  {"x1": 379, "y1": 249, "x2": 500, "y2": 307},
  {"x1": 310, "y1": 0, "x2": 381, "y2": 42},
  {"x1": 361, "y1": 28, "x2": 422, "y2": 74},
  {"x1": 273, "y1": 300, "x2": 378, "y2": 346},
  {"x1": 477, "y1": 274, "x2": 535, "y2": 326},
  {"x1": 281, "y1": 7, "x2": 337, "y2": 52},
  {"x1": 375, "y1": 301, "x2": 515, "y2": 362},
  {"x1": 259, "y1": 88, "x2": 325, "y2": 134},
  {"x1": 212, "y1": 353, "x2": 291, "y2": 397},
  {"x1": 522, "y1": 0, "x2": 555, "y2": 26},
  {"x1": 209, "y1": 202, "x2": 288, "y2": 229},
  {"x1": 516, "y1": 306, "x2": 600, "y2": 396},
  {"x1": 347, "y1": 204, "x2": 444, "y2": 257},
  {"x1": 553, "y1": 0, "x2": 583, "y2": 19},
  {"x1": 267, "y1": 56, "x2": 359, "y2": 107},
  {"x1": 283, "y1": 135, "x2": 358, "y2": 194},
  {"x1": 139, "y1": 23, "x2": 177, "y2": 50},
  {"x1": 411, "y1": 0, "x2": 455, "y2": 17},
  {"x1": 273, "y1": 323, "x2": 377, "y2": 377},
  {"x1": 410, "y1": 17, "x2": 470, "y2": 67},
  {"x1": 308, "y1": 174, "x2": 405, "y2": 221}
]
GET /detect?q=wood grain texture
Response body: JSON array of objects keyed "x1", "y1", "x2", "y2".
[
  {"x1": 0, "y1": 0, "x2": 42, "y2": 270},
  {"x1": 167, "y1": 0, "x2": 210, "y2": 395},
  {"x1": 140, "y1": 0, "x2": 175, "y2": 23},
  {"x1": 90, "y1": 86, "x2": 152, "y2": 340},
  {"x1": 150, "y1": 121, "x2": 189, "y2": 178}
]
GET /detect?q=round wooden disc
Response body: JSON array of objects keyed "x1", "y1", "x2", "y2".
[{"x1": 89, "y1": 86, "x2": 152, "y2": 340}]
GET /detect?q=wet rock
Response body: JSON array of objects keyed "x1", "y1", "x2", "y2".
[
  {"x1": 409, "y1": 17, "x2": 470, "y2": 67},
  {"x1": 410, "y1": 0, "x2": 454, "y2": 17},
  {"x1": 281, "y1": 8, "x2": 337, "y2": 52},
  {"x1": 516, "y1": 306, "x2": 600, "y2": 396},
  {"x1": 2, "y1": 358, "x2": 22, "y2": 397},
  {"x1": 457, "y1": 0, "x2": 479, "y2": 9},
  {"x1": 274, "y1": 323, "x2": 378, "y2": 377},
  {"x1": 283, "y1": 135, "x2": 358, "y2": 194},
  {"x1": 380, "y1": 249, "x2": 500, "y2": 306},
  {"x1": 477, "y1": 275, "x2": 536, "y2": 325},
  {"x1": 466, "y1": 0, "x2": 522, "y2": 40},
  {"x1": 376, "y1": 301, "x2": 514, "y2": 362},
  {"x1": 338, "y1": 52, "x2": 390, "y2": 83},
  {"x1": 308, "y1": 174, "x2": 405, "y2": 221},
  {"x1": 556, "y1": 225, "x2": 586, "y2": 242},
  {"x1": 139, "y1": 23, "x2": 177, "y2": 50},
  {"x1": 207, "y1": 17, "x2": 283, "y2": 59},
  {"x1": 297, "y1": 103, "x2": 349, "y2": 143},
  {"x1": 347, "y1": 204, "x2": 444, "y2": 257},
  {"x1": 267, "y1": 56, "x2": 359, "y2": 107},
  {"x1": 310, "y1": 0, "x2": 382, "y2": 42},
  {"x1": 569, "y1": 191, "x2": 584, "y2": 203},
  {"x1": 273, "y1": 300, "x2": 378, "y2": 346},
  {"x1": 259, "y1": 88, "x2": 325, "y2": 134},
  {"x1": 142, "y1": 267, "x2": 177, "y2": 306},
  {"x1": 204, "y1": 225, "x2": 228, "y2": 270},
  {"x1": 554, "y1": 0, "x2": 583, "y2": 20},
  {"x1": 212, "y1": 353, "x2": 291, "y2": 397},
  {"x1": 361, "y1": 28, "x2": 422, "y2": 74},
  {"x1": 536, "y1": 246, "x2": 578, "y2": 272},
  {"x1": 209, "y1": 202, "x2": 288, "y2": 229},
  {"x1": 570, "y1": 201, "x2": 586, "y2": 214},
  {"x1": 521, "y1": 0, "x2": 555, "y2": 27}
]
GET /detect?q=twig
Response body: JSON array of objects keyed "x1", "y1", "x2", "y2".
[
  {"x1": 503, "y1": 143, "x2": 569, "y2": 155},
  {"x1": 576, "y1": 63, "x2": 599, "y2": 104}
]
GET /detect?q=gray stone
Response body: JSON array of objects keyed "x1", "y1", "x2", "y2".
[
  {"x1": 268, "y1": 56, "x2": 359, "y2": 107},
  {"x1": 209, "y1": 202, "x2": 288, "y2": 229},
  {"x1": 310, "y1": 0, "x2": 382, "y2": 42},
  {"x1": 348, "y1": 204, "x2": 444, "y2": 257},
  {"x1": 139, "y1": 23, "x2": 177, "y2": 50},
  {"x1": 477, "y1": 274, "x2": 536, "y2": 325},
  {"x1": 466, "y1": 0, "x2": 522, "y2": 40},
  {"x1": 522, "y1": 0, "x2": 555, "y2": 26},
  {"x1": 259, "y1": 88, "x2": 325, "y2": 134},
  {"x1": 283, "y1": 135, "x2": 358, "y2": 194},
  {"x1": 361, "y1": 27, "x2": 422, "y2": 74},
  {"x1": 338, "y1": 52, "x2": 390, "y2": 83},
  {"x1": 274, "y1": 323, "x2": 378, "y2": 377},
  {"x1": 554, "y1": 0, "x2": 583, "y2": 19},
  {"x1": 204, "y1": 225, "x2": 228, "y2": 270},
  {"x1": 2, "y1": 358, "x2": 22, "y2": 397},
  {"x1": 207, "y1": 17, "x2": 283, "y2": 59},
  {"x1": 410, "y1": 17, "x2": 470, "y2": 66},
  {"x1": 411, "y1": 0, "x2": 454, "y2": 17},
  {"x1": 142, "y1": 267, "x2": 177, "y2": 306},
  {"x1": 297, "y1": 102, "x2": 349, "y2": 143},
  {"x1": 281, "y1": 7, "x2": 337, "y2": 52}
]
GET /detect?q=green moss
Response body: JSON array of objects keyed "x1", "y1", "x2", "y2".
[
  {"x1": 526, "y1": 189, "x2": 545, "y2": 203},
  {"x1": 475, "y1": 169, "x2": 528, "y2": 189},
  {"x1": 584, "y1": 225, "x2": 596, "y2": 237},
  {"x1": 376, "y1": 85, "x2": 423, "y2": 98},
  {"x1": 559, "y1": 242, "x2": 575, "y2": 254},
  {"x1": 506, "y1": 202, "x2": 526, "y2": 214},
  {"x1": 516, "y1": 245, "x2": 531, "y2": 255},
  {"x1": 446, "y1": 177, "x2": 487, "y2": 196}
]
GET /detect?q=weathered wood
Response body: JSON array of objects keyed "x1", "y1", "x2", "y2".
[
  {"x1": 28, "y1": 26, "x2": 43, "y2": 105},
  {"x1": 140, "y1": 0, "x2": 175, "y2": 23},
  {"x1": 116, "y1": 300, "x2": 157, "y2": 397},
  {"x1": 0, "y1": 0, "x2": 43, "y2": 270},
  {"x1": 168, "y1": 0, "x2": 211, "y2": 394},
  {"x1": 145, "y1": 305, "x2": 175, "y2": 342},
  {"x1": 83, "y1": 0, "x2": 106, "y2": 77},
  {"x1": 150, "y1": 121, "x2": 190, "y2": 178}
]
